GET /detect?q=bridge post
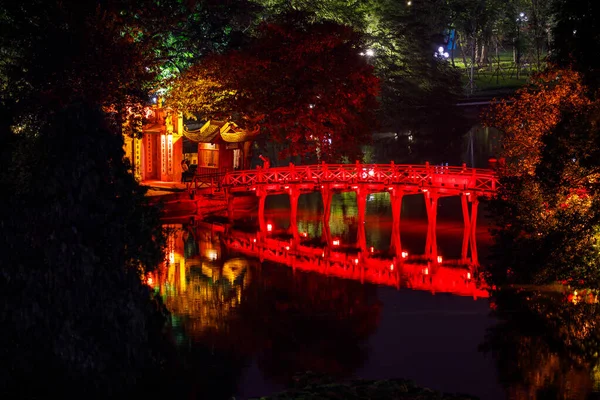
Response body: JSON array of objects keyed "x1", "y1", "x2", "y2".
[
  {"x1": 461, "y1": 194, "x2": 471, "y2": 263},
  {"x1": 390, "y1": 188, "x2": 403, "y2": 259},
  {"x1": 461, "y1": 194, "x2": 480, "y2": 266},
  {"x1": 424, "y1": 190, "x2": 439, "y2": 263},
  {"x1": 470, "y1": 198, "x2": 479, "y2": 265},
  {"x1": 321, "y1": 185, "x2": 332, "y2": 246},
  {"x1": 258, "y1": 190, "x2": 267, "y2": 234},
  {"x1": 289, "y1": 187, "x2": 300, "y2": 241},
  {"x1": 356, "y1": 188, "x2": 368, "y2": 253},
  {"x1": 226, "y1": 193, "x2": 235, "y2": 224}
]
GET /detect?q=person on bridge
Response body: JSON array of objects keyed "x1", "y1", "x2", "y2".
[{"x1": 259, "y1": 154, "x2": 270, "y2": 169}]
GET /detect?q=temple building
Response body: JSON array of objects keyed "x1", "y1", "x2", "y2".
[{"x1": 123, "y1": 106, "x2": 255, "y2": 184}]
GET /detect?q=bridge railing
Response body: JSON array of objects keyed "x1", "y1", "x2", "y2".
[{"x1": 220, "y1": 162, "x2": 498, "y2": 195}]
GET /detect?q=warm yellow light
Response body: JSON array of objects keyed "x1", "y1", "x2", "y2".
[{"x1": 437, "y1": 255, "x2": 443, "y2": 263}]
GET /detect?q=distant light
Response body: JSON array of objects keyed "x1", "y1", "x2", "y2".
[
  {"x1": 437, "y1": 255, "x2": 443, "y2": 263},
  {"x1": 253, "y1": 238, "x2": 257, "y2": 243},
  {"x1": 401, "y1": 251, "x2": 409, "y2": 259},
  {"x1": 424, "y1": 267, "x2": 429, "y2": 275},
  {"x1": 407, "y1": 0, "x2": 412, "y2": 5},
  {"x1": 370, "y1": 246, "x2": 374, "y2": 253},
  {"x1": 267, "y1": 223, "x2": 273, "y2": 232},
  {"x1": 390, "y1": 263, "x2": 394, "y2": 271},
  {"x1": 354, "y1": 258, "x2": 359, "y2": 264},
  {"x1": 443, "y1": 52, "x2": 449, "y2": 58},
  {"x1": 467, "y1": 272, "x2": 472, "y2": 280},
  {"x1": 332, "y1": 239, "x2": 340, "y2": 246},
  {"x1": 438, "y1": 46, "x2": 444, "y2": 53},
  {"x1": 285, "y1": 246, "x2": 290, "y2": 251},
  {"x1": 365, "y1": 48, "x2": 375, "y2": 57},
  {"x1": 152, "y1": 97, "x2": 157, "y2": 103}
]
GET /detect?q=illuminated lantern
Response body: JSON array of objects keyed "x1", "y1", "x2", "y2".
[
  {"x1": 332, "y1": 239, "x2": 340, "y2": 246},
  {"x1": 267, "y1": 223, "x2": 273, "y2": 232},
  {"x1": 437, "y1": 255, "x2": 443, "y2": 264}
]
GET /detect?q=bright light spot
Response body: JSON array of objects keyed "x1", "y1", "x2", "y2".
[
  {"x1": 389, "y1": 187, "x2": 394, "y2": 191},
  {"x1": 321, "y1": 251, "x2": 325, "y2": 257},
  {"x1": 407, "y1": 0, "x2": 411, "y2": 5},
  {"x1": 467, "y1": 272, "x2": 472, "y2": 280},
  {"x1": 354, "y1": 258, "x2": 359, "y2": 264},
  {"x1": 368, "y1": 194, "x2": 375, "y2": 201},
  {"x1": 365, "y1": 48, "x2": 375, "y2": 57},
  {"x1": 253, "y1": 238, "x2": 257, "y2": 243},
  {"x1": 437, "y1": 255, "x2": 443, "y2": 263},
  {"x1": 169, "y1": 251, "x2": 175, "y2": 264},
  {"x1": 327, "y1": 138, "x2": 332, "y2": 144},
  {"x1": 422, "y1": 188, "x2": 428, "y2": 192},
  {"x1": 370, "y1": 246, "x2": 374, "y2": 253},
  {"x1": 401, "y1": 251, "x2": 409, "y2": 258},
  {"x1": 267, "y1": 223, "x2": 273, "y2": 232},
  {"x1": 438, "y1": 46, "x2": 444, "y2": 53},
  {"x1": 390, "y1": 264, "x2": 394, "y2": 271},
  {"x1": 333, "y1": 239, "x2": 340, "y2": 246},
  {"x1": 443, "y1": 52, "x2": 449, "y2": 58},
  {"x1": 207, "y1": 249, "x2": 218, "y2": 261},
  {"x1": 285, "y1": 246, "x2": 290, "y2": 251},
  {"x1": 301, "y1": 232, "x2": 308, "y2": 237},
  {"x1": 368, "y1": 169, "x2": 375, "y2": 177},
  {"x1": 309, "y1": 104, "x2": 315, "y2": 109},
  {"x1": 424, "y1": 267, "x2": 429, "y2": 275}
]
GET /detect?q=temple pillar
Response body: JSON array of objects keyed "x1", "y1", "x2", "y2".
[{"x1": 470, "y1": 198, "x2": 479, "y2": 265}]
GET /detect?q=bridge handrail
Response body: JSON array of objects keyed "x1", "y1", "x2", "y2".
[{"x1": 219, "y1": 162, "x2": 498, "y2": 194}]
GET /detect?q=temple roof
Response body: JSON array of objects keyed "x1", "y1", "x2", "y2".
[{"x1": 183, "y1": 120, "x2": 255, "y2": 143}]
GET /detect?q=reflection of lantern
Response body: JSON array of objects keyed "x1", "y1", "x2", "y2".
[{"x1": 206, "y1": 248, "x2": 218, "y2": 261}]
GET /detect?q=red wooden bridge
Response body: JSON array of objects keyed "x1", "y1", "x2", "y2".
[{"x1": 187, "y1": 162, "x2": 499, "y2": 266}]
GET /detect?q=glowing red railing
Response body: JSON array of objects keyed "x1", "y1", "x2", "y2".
[{"x1": 220, "y1": 162, "x2": 498, "y2": 196}]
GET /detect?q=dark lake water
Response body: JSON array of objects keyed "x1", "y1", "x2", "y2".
[{"x1": 155, "y1": 192, "x2": 600, "y2": 399}]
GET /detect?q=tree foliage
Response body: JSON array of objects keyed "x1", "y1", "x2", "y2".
[
  {"x1": 169, "y1": 16, "x2": 380, "y2": 160},
  {"x1": 485, "y1": 68, "x2": 600, "y2": 288},
  {"x1": 0, "y1": 1, "x2": 175, "y2": 396}
]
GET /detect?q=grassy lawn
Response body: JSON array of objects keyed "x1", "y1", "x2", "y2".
[{"x1": 449, "y1": 49, "x2": 546, "y2": 93}]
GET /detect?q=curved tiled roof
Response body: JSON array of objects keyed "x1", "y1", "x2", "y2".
[{"x1": 183, "y1": 120, "x2": 255, "y2": 143}]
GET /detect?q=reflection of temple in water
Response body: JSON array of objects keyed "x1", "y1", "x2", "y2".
[{"x1": 150, "y1": 225, "x2": 255, "y2": 337}]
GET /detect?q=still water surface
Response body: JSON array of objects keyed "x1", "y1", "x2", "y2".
[{"x1": 155, "y1": 193, "x2": 600, "y2": 399}]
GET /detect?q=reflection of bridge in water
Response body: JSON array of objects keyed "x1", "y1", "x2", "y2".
[
  {"x1": 221, "y1": 227, "x2": 489, "y2": 299},
  {"x1": 198, "y1": 162, "x2": 498, "y2": 267}
]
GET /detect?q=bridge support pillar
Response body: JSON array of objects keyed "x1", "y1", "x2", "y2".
[
  {"x1": 226, "y1": 193, "x2": 235, "y2": 224},
  {"x1": 289, "y1": 188, "x2": 300, "y2": 241},
  {"x1": 461, "y1": 194, "x2": 479, "y2": 265},
  {"x1": 356, "y1": 188, "x2": 368, "y2": 253},
  {"x1": 390, "y1": 189, "x2": 404, "y2": 259},
  {"x1": 258, "y1": 190, "x2": 267, "y2": 234},
  {"x1": 424, "y1": 190, "x2": 439, "y2": 263},
  {"x1": 321, "y1": 185, "x2": 332, "y2": 246}
]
